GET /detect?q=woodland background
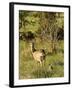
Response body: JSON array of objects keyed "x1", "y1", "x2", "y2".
[{"x1": 19, "y1": 11, "x2": 64, "y2": 79}]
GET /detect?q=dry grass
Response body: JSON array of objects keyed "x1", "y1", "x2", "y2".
[{"x1": 19, "y1": 39, "x2": 64, "y2": 79}]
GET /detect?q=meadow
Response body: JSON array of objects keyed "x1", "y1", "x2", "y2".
[{"x1": 19, "y1": 39, "x2": 64, "y2": 79}]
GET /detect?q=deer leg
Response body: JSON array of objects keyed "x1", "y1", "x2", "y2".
[{"x1": 37, "y1": 61, "x2": 40, "y2": 78}]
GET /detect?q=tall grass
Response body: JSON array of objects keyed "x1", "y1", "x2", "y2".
[{"x1": 19, "y1": 40, "x2": 64, "y2": 79}]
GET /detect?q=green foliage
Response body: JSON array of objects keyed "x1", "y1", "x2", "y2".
[
  {"x1": 19, "y1": 11, "x2": 64, "y2": 79},
  {"x1": 19, "y1": 11, "x2": 64, "y2": 41}
]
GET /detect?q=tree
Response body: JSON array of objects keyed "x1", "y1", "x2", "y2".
[{"x1": 19, "y1": 11, "x2": 29, "y2": 30}]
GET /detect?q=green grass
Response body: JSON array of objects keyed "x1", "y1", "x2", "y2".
[{"x1": 19, "y1": 40, "x2": 64, "y2": 79}]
